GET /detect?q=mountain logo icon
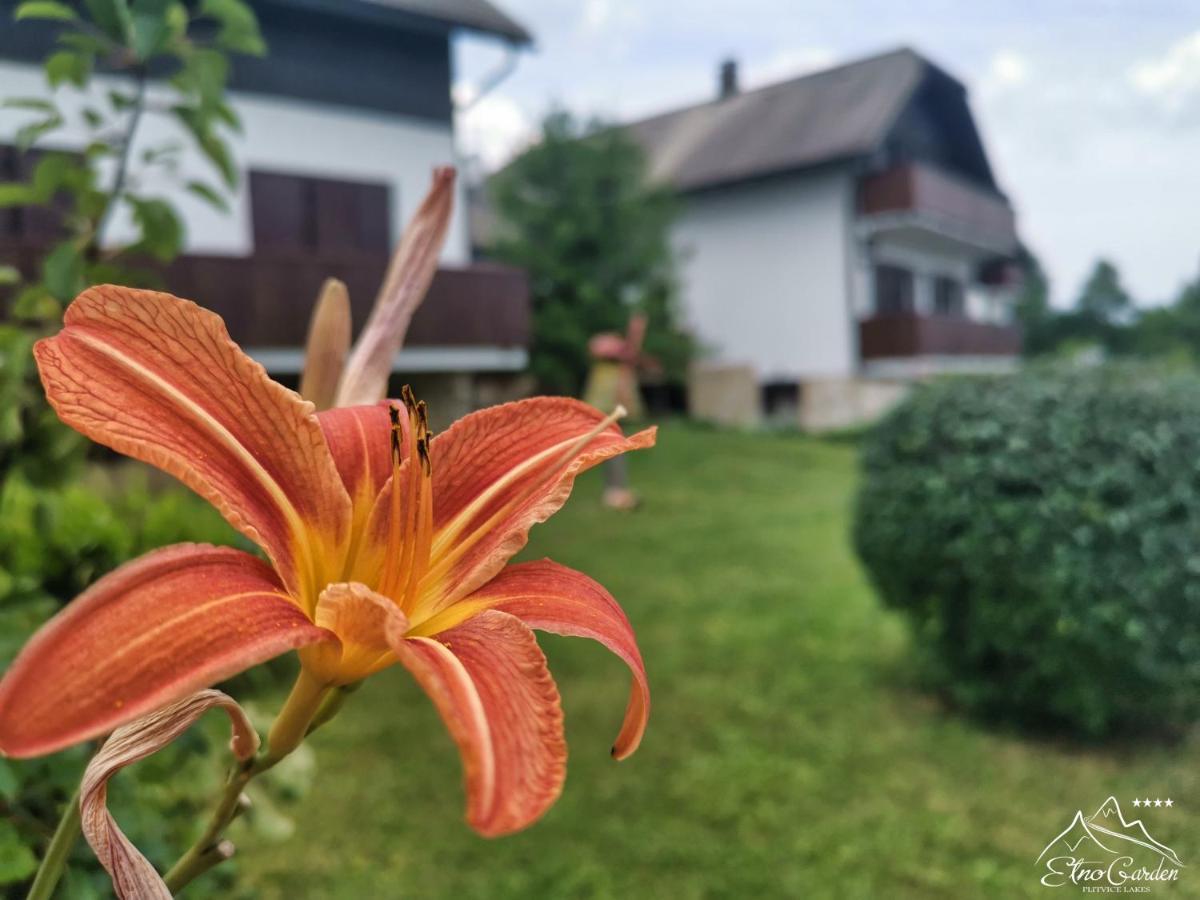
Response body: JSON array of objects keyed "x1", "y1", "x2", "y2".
[{"x1": 1037, "y1": 796, "x2": 1182, "y2": 868}]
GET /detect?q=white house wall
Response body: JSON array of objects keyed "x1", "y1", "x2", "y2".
[
  {"x1": 671, "y1": 167, "x2": 856, "y2": 381},
  {"x1": 0, "y1": 61, "x2": 469, "y2": 263}
]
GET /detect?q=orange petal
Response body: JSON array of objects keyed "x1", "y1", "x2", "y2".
[
  {"x1": 317, "y1": 404, "x2": 393, "y2": 547},
  {"x1": 34, "y1": 285, "x2": 353, "y2": 600},
  {"x1": 299, "y1": 278, "x2": 352, "y2": 411},
  {"x1": 335, "y1": 168, "x2": 456, "y2": 407},
  {"x1": 0, "y1": 544, "x2": 331, "y2": 758},
  {"x1": 421, "y1": 397, "x2": 656, "y2": 606},
  {"x1": 414, "y1": 560, "x2": 650, "y2": 759},
  {"x1": 390, "y1": 610, "x2": 566, "y2": 837},
  {"x1": 301, "y1": 581, "x2": 404, "y2": 684},
  {"x1": 80, "y1": 690, "x2": 256, "y2": 899}
]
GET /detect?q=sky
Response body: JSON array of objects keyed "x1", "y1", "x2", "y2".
[{"x1": 453, "y1": 0, "x2": 1200, "y2": 307}]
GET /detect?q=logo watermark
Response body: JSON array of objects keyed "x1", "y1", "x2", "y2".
[{"x1": 1037, "y1": 797, "x2": 1182, "y2": 892}]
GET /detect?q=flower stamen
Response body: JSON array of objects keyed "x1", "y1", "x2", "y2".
[{"x1": 377, "y1": 387, "x2": 434, "y2": 613}]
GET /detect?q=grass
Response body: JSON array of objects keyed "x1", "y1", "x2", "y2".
[{"x1": 233, "y1": 422, "x2": 1200, "y2": 898}]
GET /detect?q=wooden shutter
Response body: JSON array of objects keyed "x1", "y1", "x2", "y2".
[
  {"x1": 313, "y1": 177, "x2": 389, "y2": 254},
  {"x1": 251, "y1": 169, "x2": 390, "y2": 257},
  {"x1": 250, "y1": 171, "x2": 314, "y2": 253}
]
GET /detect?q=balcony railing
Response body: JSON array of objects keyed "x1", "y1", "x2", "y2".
[
  {"x1": 858, "y1": 163, "x2": 1017, "y2": 253},
  {"x1": 0, "y1": 241, "x2": 530, "y2": 352},
  {"x1": 859, "y1": 312, "x2": 1021, "y2": 360}
]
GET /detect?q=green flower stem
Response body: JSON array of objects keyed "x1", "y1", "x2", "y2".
[
  {"x1": 25, "y1": 785, "x2": 81, "y2": 900},
  {"x1": 163, "y1": 670, "x2": 333, "y2": 894}
]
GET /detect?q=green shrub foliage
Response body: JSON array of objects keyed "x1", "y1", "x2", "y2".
[{"x1": 854, "y1": 366, "x2": 1200, "y2": 738}]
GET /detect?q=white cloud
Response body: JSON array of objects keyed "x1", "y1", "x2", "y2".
[
  {"x1": 456, "y1": 93, "x2": 536, "y2": 172},
  {"x1": 989, "y1": 50, "x2": 1030, "y2": 86},
  {"x1": 1130, "y1": 30, "x2": 1200, "y2": 113}
]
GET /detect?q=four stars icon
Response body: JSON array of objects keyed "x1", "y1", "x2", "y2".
[{"x1": 1131, "y1": 798, "x2": 1174, "y2": 808}]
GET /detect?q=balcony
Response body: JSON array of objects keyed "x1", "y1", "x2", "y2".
[
  {"x1": 859, "y1": 312, "x2": 1021, "y2": 360},
  {"x1": 0, "y1": 241, "x2": 531, "y2": 371},
  {"x1": 858, "y1": 163, "x2": 1018, "y2": 255}
]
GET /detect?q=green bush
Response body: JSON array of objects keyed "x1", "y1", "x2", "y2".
[
  {"x1": 854, "y1": 365, "x2": 1200, "y2": 738},
  {"x1": 0, "y1": 323, "x2": 307, "y2": 894}
]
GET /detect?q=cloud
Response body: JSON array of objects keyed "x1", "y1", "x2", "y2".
[
  {"x1": 1130, "y1": 30, "x2": 1200, "y2": 115},
  {"x1": 456, "y1": 93, "x2": 536, "y2": 172},
  {"x1": 990, "y1": 50, "x2": 1030, "y2": 86}
]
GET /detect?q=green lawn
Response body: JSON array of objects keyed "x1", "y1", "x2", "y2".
[{"x1": 232, "y1": 423, "x2": 1200, "y2": 898}]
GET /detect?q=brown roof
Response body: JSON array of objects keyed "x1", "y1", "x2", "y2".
[{"x1": 625, "y1": 48, "x2": 928, "y2": 192}]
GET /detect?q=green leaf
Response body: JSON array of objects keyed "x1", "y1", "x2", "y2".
[
  {"x1": 198, "y1": 0, "x2": 265, "y2": 56},
  {"x1": 126, "y1": 195, "x2": 184, "y2": 261},
  {"x1": 0, "y1": 266, "x2": 19, "y2": 287},
  {"x1": 14, "y1": 114, "x2": 63, "y2": 151},
  {"x1": 44, "y1": 49, "x2": 92, "y2": 89},
  {"x1": 81, "y1": 105, "x2": 104, "y2": 128},
  {"x1": 31, "y1": 152, "x2": 75, "y2": 199},
  {"x1": 41, "y1": 240, "x2": 84, "y2": 301},
  {"x1": 14, "y1": 1, "x2": 78, "y2": 22},
  {"x1": 0, "y1": 820, "x2": 37, "y2": 885},
  {"x1": 82, "y1": 0, "x2": 133, "y2": 44},
  {"x1": 11, "y1": 284, "x2": 61, "y2": 321},
  {"x1": 212, "y1": 99, "x2": 241, "y2": 132},
  {"x1": 185, "y1": 179, "x2": 228, "y2": 212},
  {"x1": 1, "y1": 97, "x2": 58, "y2": 113},
  {"x1": 173, "y1": 47, "x2": 229, "y2": 108},
  {"x1": 171, "y1": 106, "x2": 237, "y2": 187},
  {"x1": 108, "y1": 88, "x2": 135, "y2": 110},
  {"x1": 129, "y1": 0, "x2": 176, "y2": 60},
  {"x1": 58, "y1": 31, "x2": 112, "y2": 54},
  {"x1": 0, "y1": 184, "x2": 37, "y2": 207}
]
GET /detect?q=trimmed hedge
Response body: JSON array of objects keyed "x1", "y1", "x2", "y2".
[{"x1": 854, "y1": 365, "x2": 1200, "y2": 738}]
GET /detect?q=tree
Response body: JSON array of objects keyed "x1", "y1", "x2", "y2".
[
  {"x1": 1012, "y1": 246, "x2": 1055, "y2": 356},
  {"x1": 488, "y1": 110, "x2": 692, "y2": 396},
  {"x1": 1, "y1": 0, "x2": 264, "y2": 316},
  {"x1": 1076, "y1": 259, "x2": 1133, "y2": 326}
]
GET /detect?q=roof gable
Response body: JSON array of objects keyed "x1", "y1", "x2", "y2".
[
  {"x1": 881, "y1": 63, "x2": 1000, "y2": 192},
  {"x1": 625, "y1": 48, "x2": 927, "y2": 193},
  {"x1": 623, "y1": 48, "x2": 1005, "y2": 196}
]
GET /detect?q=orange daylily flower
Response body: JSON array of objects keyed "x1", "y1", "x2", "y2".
[{"x1": 0, "y1": 285, "x2": 654, "y2": 836}]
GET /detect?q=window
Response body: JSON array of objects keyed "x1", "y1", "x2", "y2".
[
  {"x1": 933, "y1": 275, "x2": 965, "y2": 316},
  {"x1": 249, "y1": 170, "x2": 391, "y2": 255},
  {"x1": 873, "y1": 263, "x2": 914, "y2": 314}
]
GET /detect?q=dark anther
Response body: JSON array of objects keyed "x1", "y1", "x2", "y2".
[{"x1": 388, "y1": 403, "x2": 402, "y2": 461}]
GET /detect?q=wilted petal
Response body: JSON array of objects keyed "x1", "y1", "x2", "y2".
[
  {"x1": 413, "y1": 560, "x2": 650, "y2": 759},
  {"x1": 0, "y1": 544, "x2": 332, "y2": 758},
  {"x1": 80, "y1": 689, "x2": 258, "y2": 900},
  {"x1": 34, "y1": 285, "x2": 353, "y2": 599},
  {"x1": 390, "y1": 610, "x2": 566, "y2": 837},
  {"x1": 299, "y1": 278, "x2": 352, "y2": 411},
  {"x1": 335, "y1": 168, "x2": 456, "y2": 407},
  {"x1": 419, "y1": 397, "x2": 656, "y2": 605}
]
